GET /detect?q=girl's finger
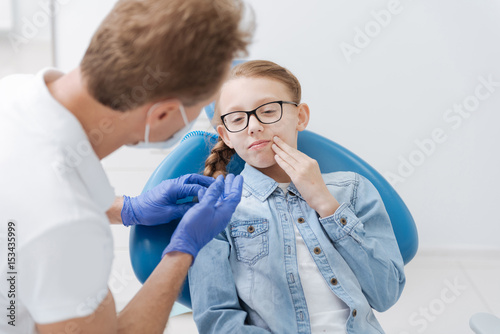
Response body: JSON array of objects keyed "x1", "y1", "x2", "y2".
[
  {"x1": 274, "y1": 153, "x2": 296, "y2": 178},
  {"x1": 273, "y1": 136, "x2": 307, "y2": 162},
  {"x1": 272, "y1": 142, "x2": 298, "y2": 167}
]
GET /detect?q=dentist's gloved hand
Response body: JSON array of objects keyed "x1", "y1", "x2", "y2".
[
  {"x1": 162, "y1": 174, "x2": 243, "y2": 260},
  {"x1": 121, "y1": 174, "x2": 215, "y2": 227}
]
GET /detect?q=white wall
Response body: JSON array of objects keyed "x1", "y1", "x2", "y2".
[
  {"x1": 54, "y1": 0, "x2": 500, "y2": 253},
  {"x1": 5, "y1": 0, "x2": 52, "y2": 40},
  {"x1": 0, "y1": 0, "x2": 13, "y2": 30},
  {"x1": 0, "y1": 0, "x2": 53, "y2": 78},
  {"x1": 54, "y1": 0, "x2": 116, "y2": 71},
  {"x1": 244, "y1": 0, "x2": 500, "y2": 250}
]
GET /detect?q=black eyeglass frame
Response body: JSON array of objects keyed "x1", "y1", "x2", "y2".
[{"x1": 220, "y1": 100, "x2": 299, "y2": 133}]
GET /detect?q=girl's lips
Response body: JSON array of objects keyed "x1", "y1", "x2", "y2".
[{"x1": 249, "y1": 140, "x2": 271, "y2": 150}]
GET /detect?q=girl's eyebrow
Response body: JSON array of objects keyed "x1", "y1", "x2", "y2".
[{"x1": 225, "y1": 96, "x2": 280, "y2": 113}]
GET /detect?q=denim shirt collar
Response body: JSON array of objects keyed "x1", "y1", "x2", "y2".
[{"x1": 240, "y1": 163, "x2": 303, "y2": 201}]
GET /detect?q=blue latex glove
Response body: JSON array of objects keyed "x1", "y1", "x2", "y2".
[
  {"x1": 162, "y1": 174, "x2": 243, "y2": 260},
  {"x1": 121, "y1": 174, "x2": 215, "y2": 227}
]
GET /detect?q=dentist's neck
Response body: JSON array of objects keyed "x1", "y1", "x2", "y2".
[{"x1": 46, "y1": 67, "x2": 143, "y2": 159}]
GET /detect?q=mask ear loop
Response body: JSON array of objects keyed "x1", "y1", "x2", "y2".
[
  {"x1": 179, "y1": 104, "x2": 189, "y2": 126},
  {"x1": 144, "y1": 103, "x2": 162, "y2": 144}
]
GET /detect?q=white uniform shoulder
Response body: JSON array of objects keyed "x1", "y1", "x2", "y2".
[{"x1": 0, "y1": 69, "x2": 115, "y2": 332}]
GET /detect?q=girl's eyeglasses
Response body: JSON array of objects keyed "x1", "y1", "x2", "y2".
[{"x1": 221, "y1": 100, "x2": 298, "y2": 133}]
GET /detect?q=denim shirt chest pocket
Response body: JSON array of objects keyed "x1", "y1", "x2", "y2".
[{"x1": 230, "y1": 219, "x2": 269, "y2": 266}]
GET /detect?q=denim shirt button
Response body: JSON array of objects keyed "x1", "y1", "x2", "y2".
[
  {"x1": 247, "y1": 225, "x2": 255, "y2": 233},
  {"x1": 288, "y1": 190, "x2": 295, "y2": 196},
  {"x1": 340, "y1": 217, "x2": 347, "y2": 226},
  {"x1": 313, "y1": 247, "x2": 321, "y2": 255},
  {"x1": 298, "y1": 217, "x2": 305, "y2": 224},
  {"x1": 330, "y1": 277, "x2": 338, "y2": 285},
  {"x1": 352, "y1": 309, "x2": 357, "y2": 317}
]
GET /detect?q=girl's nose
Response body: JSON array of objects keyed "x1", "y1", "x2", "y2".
[{"x1": 247, "y1": 115, "x2": 263, "y2": 134}]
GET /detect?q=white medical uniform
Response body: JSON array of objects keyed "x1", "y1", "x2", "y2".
[{"x1": 0, "y1": 69, "x2": 115, "y2": 333}]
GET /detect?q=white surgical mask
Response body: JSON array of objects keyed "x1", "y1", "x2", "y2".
[{"x1": 130, "y1": 103, "x2": 194, "y2": 149}]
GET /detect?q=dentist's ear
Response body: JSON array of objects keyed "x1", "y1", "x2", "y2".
[
  {"x1": 217, "y1": 124, "x2": 234, "y2": 149},
  {"x1": 146, "y1": 100, "x2": 183, "y2": 124},
  {"x1": 296, "y1": 103, "x2": 310, "y2": 131},
  {"x1": 146, "y1": 99, "x2": 185, "y2": 142}
]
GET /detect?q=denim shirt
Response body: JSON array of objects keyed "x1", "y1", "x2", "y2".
[{"x1": 189, "y1": 164, "x2": 405, "y2": 334}]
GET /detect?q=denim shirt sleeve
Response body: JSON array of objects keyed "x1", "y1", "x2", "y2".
[
  {"x1": 319, "y1": 173, "x2": 406, "y2": 312},
  {"x1": 188, "y1": 231, "x2": 271, "y2": 334}
]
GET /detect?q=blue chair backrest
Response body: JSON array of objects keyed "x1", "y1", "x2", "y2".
[{"x1": 129, "y1": 130, "x2": 418, "y2": 308}]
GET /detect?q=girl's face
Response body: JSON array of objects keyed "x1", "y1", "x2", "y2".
[{"x1": 217, "y1": 76, "x2": 309, "y2": 180}]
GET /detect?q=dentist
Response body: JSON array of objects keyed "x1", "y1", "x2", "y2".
[{"x1": 0, "y1": 0, "x2": 252, "y2": 333}]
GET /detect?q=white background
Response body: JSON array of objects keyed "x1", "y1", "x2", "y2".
[
  {"x1": 53, "y1": 0, "x2": 500, "y2": 251},
  {"x1": 0, "y1": 0, "x2": 52, "y2": 78},
  {"x1": 0, "y1": 0, "x2": 12, "y2": 30}
]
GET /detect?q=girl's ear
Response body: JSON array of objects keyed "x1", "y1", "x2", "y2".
[
  {"x1": 217, "y1": 124, "x2": 234, "y2": 149},
  {"x1": 296, "y1": 103, "x2": 310, "y2": 131}
]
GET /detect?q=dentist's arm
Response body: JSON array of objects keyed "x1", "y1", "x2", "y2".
[
  {"x1": 107, "y1": 196, "x2": 124, "y2": 224},
  {"x1": 117, "y1": 251, "x2": 194, "y2": 333},
  {"x1": 37, "y1": 252, "x2": 193, "y2": 334},
  {"x1": 38, "y1": 175, "x2": 243, "y2": 334}
]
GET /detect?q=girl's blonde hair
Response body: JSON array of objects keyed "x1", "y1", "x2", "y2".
[{"x1": 204, "y1": 60, "x2": 301, "y2": 178}]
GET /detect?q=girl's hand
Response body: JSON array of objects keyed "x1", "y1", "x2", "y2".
[{"x1": 272, "y1": 136, "x2": 340, "y2": 218}]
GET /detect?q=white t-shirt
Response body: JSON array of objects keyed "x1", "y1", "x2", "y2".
[
  {"x1": 0, "y1": 69, "x2": 115, "y2": 333},
  {"x1": 278, "y1": 183, "x2": 350, "y2": 333}
]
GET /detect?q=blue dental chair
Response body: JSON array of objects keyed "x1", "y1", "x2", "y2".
[{"x1": 129, "y1": 126, "x2": 419, "y2": 309}]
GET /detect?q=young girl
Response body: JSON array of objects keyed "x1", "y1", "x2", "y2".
[{"x1": 189, "y1": 60, "x2": 405, "y2": 334}]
